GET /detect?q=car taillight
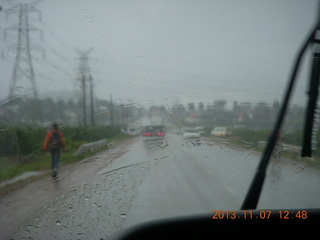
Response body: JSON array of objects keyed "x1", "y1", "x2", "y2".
[
  {"x1": 143, "y1": 132, "x2": 151, "y2": 136},
  {"x1": 157, "y1": 132, "x2": 165, "y2": 136}
]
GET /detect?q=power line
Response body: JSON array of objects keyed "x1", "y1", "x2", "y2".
[
  {"x1": 32, "y1": 56, "x2": 74, "y2": 79},
  {"x1": 40, "y1": 19, "x2": 75, "y2": 54}
]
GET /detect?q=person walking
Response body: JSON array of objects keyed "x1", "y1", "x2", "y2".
[{"x1": 42, "y1": 123, "x2": 66, "y2": 178}]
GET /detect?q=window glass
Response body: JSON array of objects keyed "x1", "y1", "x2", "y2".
[{"x1": 0, "y1": 0, "x2": 319, "y2": 239}]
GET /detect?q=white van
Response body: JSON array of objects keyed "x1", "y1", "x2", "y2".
[{"x1": 211, "y1": 127, "x2": 231, "y2": 137}]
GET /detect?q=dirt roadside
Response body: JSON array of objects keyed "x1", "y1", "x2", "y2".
[{"x1": 0, "y1": 137, "x2": 138, "y2": 240}]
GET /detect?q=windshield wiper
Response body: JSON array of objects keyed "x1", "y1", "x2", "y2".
[
  {"x1": 302, "y1": 26, "x2": 320, "y2": 157},
  {"x1": 241, "y1": 10, "x2": 320, "y2": 210}
]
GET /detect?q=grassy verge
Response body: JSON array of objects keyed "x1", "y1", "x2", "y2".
[
  {"x1": 0, "y1": 131, "x2": 131, "y2": 183},
  {"x1": 218, "y1": 136, "x2": 320, "y2": 169}
]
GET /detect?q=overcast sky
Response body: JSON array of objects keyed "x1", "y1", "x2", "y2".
[{"x1": 0, "y1": 0, "x2": 319, "y2": 109}]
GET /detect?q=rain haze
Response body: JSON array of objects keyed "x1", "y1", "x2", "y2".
[
  {"x1": 2, "y1": 1, "x2": 320, "y2": 239},
  {"x1": 0, "y1": 0, "x2": 318, "y2": 108}
]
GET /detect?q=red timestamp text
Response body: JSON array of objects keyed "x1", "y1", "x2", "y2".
[
  {"x1": 211, "y1": 210, "x2": 272, "y2": 220},
  {"x1": 211, "y1": 210, "x2": 308, "y2": 220},
  {"x1": 278, "y1": 210, "x2": 308, "y2": 219}
]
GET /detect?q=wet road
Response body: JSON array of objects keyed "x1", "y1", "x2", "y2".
[{"x1": 1, "y1": 134, "x2": 320, "y2": 239}]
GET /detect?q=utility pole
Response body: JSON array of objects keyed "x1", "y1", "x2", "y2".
[
  {"x1": 5, "y1": 2, "x2": 44, "y2": 120},
  {"x1": 110, "y1": 94, "x2": 113, "y2": 126},
  {"x1": 81, "y1": 75, "x2": 87, "y2": 127},
  {"x1": 89, "y1": 74, "x2": 94, "y2": 126},
  {"x1": 76, "y1": 48, "x2": 94, "y2": 127}
]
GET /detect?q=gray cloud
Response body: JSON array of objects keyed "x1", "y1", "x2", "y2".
[{"x1": 0, "y1": 0, "x2": 317, "y2": 107}]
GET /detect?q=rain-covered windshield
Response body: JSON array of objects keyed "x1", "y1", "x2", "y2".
[{"x1": 1, "y1": 0, "x2": 320, "y2": 239}]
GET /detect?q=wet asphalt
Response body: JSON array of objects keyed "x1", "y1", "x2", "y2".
[{"x1": 1, "y1": 134, "x2": 319, "y2": 239}]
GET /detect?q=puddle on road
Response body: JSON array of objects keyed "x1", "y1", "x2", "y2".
[{"x1": 12, "y1": 160, "x2": 154, "y2": 239}]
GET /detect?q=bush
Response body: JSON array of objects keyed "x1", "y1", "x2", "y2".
[
  {"x1": 63, "y1": 126, "x2": 121, "y2": 142},
  {"x1": 283, "y1": 130, "x2": 303, "y2": 146},
  {"x1": 0, "y1": 127, "x2": 47, "y2": 157},
  {"x1": 0, "y1": 125, "x2": 121, "y2": 158},
  {"x1": 0, "y1": 125, "x2": 125, "y2": 182},
  {"x1": 231, "y1": 128, "x2": 270, "y2": 144},
  {"x1": 16, "y1": 127, "x2": 47, "y2": 155}
]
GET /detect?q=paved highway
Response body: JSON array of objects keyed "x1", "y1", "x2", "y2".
[{"x1": 1, "y1": 134, "x2": 319, "y2": 239}]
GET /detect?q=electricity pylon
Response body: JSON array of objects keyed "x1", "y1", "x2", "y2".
[
  {"x1": 5, "y1": 3, "x2": 42, "y2": 100},
  {"x1": 76, "y1": 48, "x2": 94, "y2": 127}
]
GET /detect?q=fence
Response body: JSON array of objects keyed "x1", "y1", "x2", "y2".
[{"x1": 74, "y1": 139, "x2": 107, "y2": 156}]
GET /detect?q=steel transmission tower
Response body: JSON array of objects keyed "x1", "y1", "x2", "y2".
[
  {"x1": 5, "y1": 3, "x2": 42, "y2": 101},
  {"x1": 76, "y1": 48, "x2": 95, "y2": 127}
]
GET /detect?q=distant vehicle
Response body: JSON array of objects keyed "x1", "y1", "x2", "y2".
[
  {"x1": 211, "y1": 127, "x2": 231, "y2": 137},
  {"x1": 142, "y1": 125, "x2": 167, "y2": 146},
  {"x1": 183, "y1": 128, "x2": 201, "y2": 146},
  {"x1": 123, "y1": 124, "x2": 141, "y2": 136},
  {"x1": 183, "y1": 128, "x2": 200, "y2": 139},
  {"x1": 195, "y1": 126, "x2": 205, "y2": 136},
  {"x1": 127, "y1": 127, "x2": 140, "y2": 136}
]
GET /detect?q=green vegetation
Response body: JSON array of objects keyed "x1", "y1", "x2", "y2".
[
  {"x1": 230, "y1": 128, "x2": 320, "y2": 154},
  {"x1": 231, "y1": 128, "x2": 270, "y2": 146},
  {"x1": 227, "y1": 128, "x2": 320, "y2": 167},
  {"x1": 0, "y1": 126, "x2": 130, "y2": 183}
]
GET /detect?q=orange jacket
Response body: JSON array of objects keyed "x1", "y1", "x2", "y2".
[{"x1": 42, "y1": 129, "x2": 66, "y2": 151}]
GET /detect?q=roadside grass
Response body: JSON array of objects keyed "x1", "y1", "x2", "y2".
[
  {"x1": 220, "y1": 136, "x2": 320, "y2": 169},
  {"x1": 0, "y1": 132, "x2": 131, "y2": 183}
]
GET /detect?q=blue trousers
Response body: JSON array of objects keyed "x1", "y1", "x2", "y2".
[{"x1": 51, "y1": 150, "x2": 60, "y2": 176}]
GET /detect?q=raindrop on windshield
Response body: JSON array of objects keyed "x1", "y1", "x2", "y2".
[
  {"x1": 115, "y1": 98, "x2": 122, "y2": 105},
  {"x1": 120, "y1": 146, "x2": 127, "y2": 152},
  {"x1": 108, "y1": 143, "x2": 115, "y2": 149},
  {"x1": 86, "y1": 15, "x2": 96, "y2": 23},
  {"x1": 133, "y1": 108, "x2": 139, "y2": 115},
  {"x1": 9, "y1": 2, "x2": 21, "y2": 11},
  {"x1": 15, "y1": 86, "x2": 25, "y2": 95},
  {"x1": 294, "y1": 166, "x2": 304, "y2": 173},
  {"x1": 2, "y1": 46, "x2": 16, "y2": 59},
  {"x1": 135, "y1": 122, "x2": 142, "y2": 128},
  {"x1": 0, "y1": 116, "x2": 10, "y2": 131},
  {"x1": 291, "y1": 105, "x2": 300, "y2": 114},
  {"x1": 22, "y1": 126, "x2": 29, "y2": 133}
]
